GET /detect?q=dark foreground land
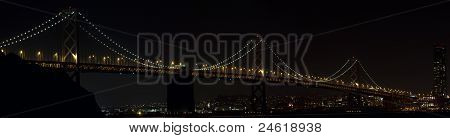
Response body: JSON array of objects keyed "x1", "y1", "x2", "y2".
[{"x1": 0, "y1": 53, "x2": 103, "y2": 117}]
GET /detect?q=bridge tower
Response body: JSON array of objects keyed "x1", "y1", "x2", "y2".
[
  {"x1": 61, "y1": 8, "x2": 80, "y2": 84},
  {"x1": 347, "y1": 58, "x2": 363, "y2": 110},
  {"x1": 250, "y1": 35, "x2": 267, "y2": 114}
]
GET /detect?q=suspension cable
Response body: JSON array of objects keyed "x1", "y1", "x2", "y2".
[
  {"x1": 79, "y1": 24, "x2": 160, "y2": 68},
  {"x1": 0, "y1": 12, "x2": 73, "y2": 48}
]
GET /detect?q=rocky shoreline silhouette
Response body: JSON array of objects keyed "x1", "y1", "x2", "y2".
[{"x1": 0, "y1": 53, "x2": 103, "y2": 117}]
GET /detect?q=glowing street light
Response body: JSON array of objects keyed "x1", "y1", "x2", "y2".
[
  {"x1": 89, "y1": 54, "x2": 96, "y2": 63},
  {"x1": 116, "y1": 57, "x2": 122, "y2": 65},
  {"x1": 36, "y1": 51, "x2": 42, "y2": 60},
  {"x1": 103, "y1": 56, "x2": 111, "y2": 64},
  {"x1": 19, "y1": 50, "x2": 25, "y2": 59}
]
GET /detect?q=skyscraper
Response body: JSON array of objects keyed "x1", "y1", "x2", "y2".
[{"x1": 432, "y1": 44, "x2": 447, "y2": 109}]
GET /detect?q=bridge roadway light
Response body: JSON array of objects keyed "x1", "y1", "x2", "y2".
[
  {"x1": 36, "y1": 51, "x2": 42, "y2": 60},
  {"x1": 117, "y1": 58, "x2": 122, "y2": 65},
  {"x1": 19, "y1": 50, "x2": 24, "y2": 59}
]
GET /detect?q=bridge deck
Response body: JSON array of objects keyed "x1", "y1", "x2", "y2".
[{"x1": 25, "y1": 60, "x2": 412, "y2": 99}]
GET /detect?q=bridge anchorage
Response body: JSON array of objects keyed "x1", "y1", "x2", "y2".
[{"x1": 0, "y1": 8, "x2": 417, "y2": 115}]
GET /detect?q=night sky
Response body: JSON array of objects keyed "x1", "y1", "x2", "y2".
[{"x1": 1, "y1": 0, "x2": 449, "y2": 106}]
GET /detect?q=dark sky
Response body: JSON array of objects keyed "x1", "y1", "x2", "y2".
[{"x1": 1, "y1": 0, "x2": 449, "y2": 106}]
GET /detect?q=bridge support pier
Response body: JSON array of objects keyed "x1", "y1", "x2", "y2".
[
  {"x1": 347, "y1": 92, "x2": 363, "y2": 110},
  {"x1": 383, "y1": 96, "x2": 398, "y2": 112},
  {"x1": 251, "y1": 81, "x2": 267, "y2": 114},
  {"x1": 61, "y1": 8, "x2": 80, "y2": 85},
  {"x1": 166, "y1": 69, "x2": 195, "y2": 114}
]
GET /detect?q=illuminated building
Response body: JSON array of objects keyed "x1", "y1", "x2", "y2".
[{"x1": 432, "y1": 44, "x2": 447, "y2": 109}]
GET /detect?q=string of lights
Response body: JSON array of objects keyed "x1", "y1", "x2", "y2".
[
  {"x1": 194, "y1": 40, "x2": 263, "y2": 71},
  {"x1": 204, "y1": 40, "x2": 263, "y2": 71},
  {"x1": 194, "y1": 40, "x2": 261, "y2": 70},
  {"x1": 79, "y1": 23, "x2": 166, "y2": 68},
  {"x1": 356, "y1": 61, "x2": 381, "y2": 88},
  {"x1": 0, "y1": 12, "x2": 64, "y2": 45},
  {"x1": 0, "y1": 12, "x2": 73, "y2": 48},
  {"x1": 79, "y1": 24, "x2": 161, "y2": 68},
  {"x1": 77, "y1": 12, "x2": 166, "y2": 68},
  {"x1": 272, "y1": 61, "x2": 302, "y2": 80},
  {"x1": 266, "y1": 41, "x2": 308, "y2": 80},
  {"x1": 325, "y1": 59, "x2": 351, "y2": 79},
  {"x1": 316, "y1": 60, "x2": 357, "y2": 82}
]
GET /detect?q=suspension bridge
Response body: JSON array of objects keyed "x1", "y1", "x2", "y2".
[{"x1": 0, "y1": 9, "x2": 415, "y2": 113}]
